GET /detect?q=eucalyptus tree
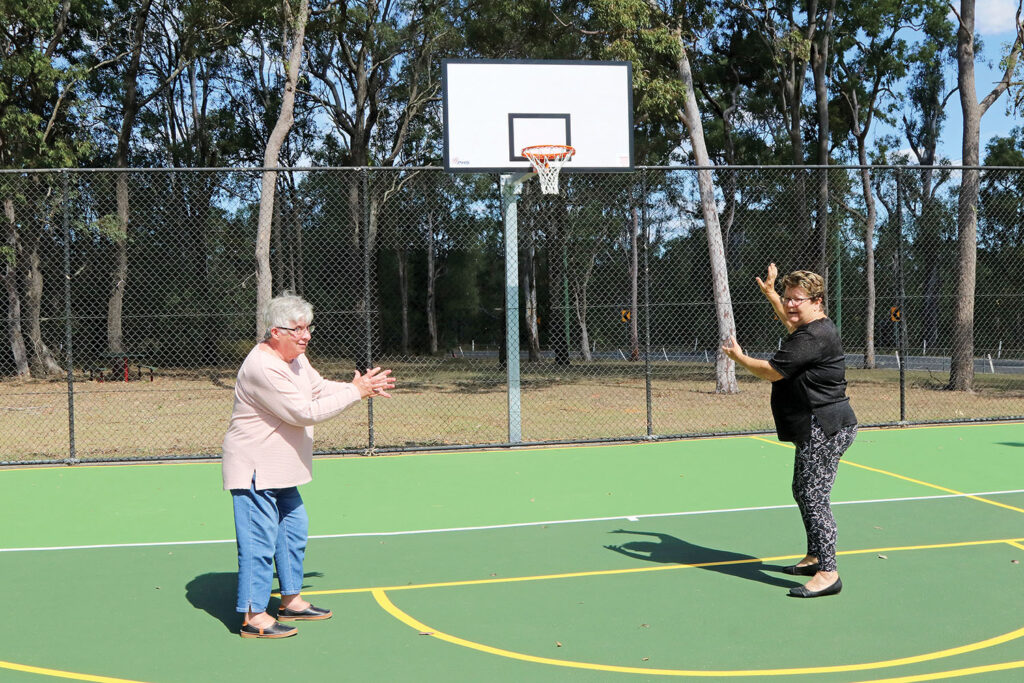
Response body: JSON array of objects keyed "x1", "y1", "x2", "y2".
[
  {"x1": 832, "y1": 0, "x2": 943, "y2": 368},
  {"x1": 1, "y1": 0, "x2": 104, "y2": 376},
  {"x1": 302, "y1": 0, "x2": 454, "y2": 363},
  {"x1": 129, "y1": 1, "x2": 266, "y2": 363},
  {"x1": 90, "y1": 0, "x2": 239, "y2": 353},
  {"x1": 948, "y1": 0, "x2": 1024, "y2": 390},
  {"x1": 255, "y1": 0, "x2": 310, "y2": 340},
  {"x1": 900, "y1": 11, "x2": 956, "y2": 355},
  {"x1": 738, "y1": 0, "x2": 816, "y2": 262},
  {"x1": 578, "y1": 0, "x2": 737, "y2": 391}
]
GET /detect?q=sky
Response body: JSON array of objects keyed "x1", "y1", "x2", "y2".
[{"x1": 873, "y1": 0, "x2": 1023, "y2": 164}]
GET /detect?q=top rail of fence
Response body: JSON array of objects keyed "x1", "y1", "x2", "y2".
[{"x1": 0, "y1": 164, "x2": 1019, "y2": 174}]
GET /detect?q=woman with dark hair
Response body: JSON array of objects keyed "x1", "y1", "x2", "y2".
[{"x1": 722, "y1": 264, "x2": 857, "y2": 598}]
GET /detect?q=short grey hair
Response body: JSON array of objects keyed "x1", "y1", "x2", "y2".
[{"x1": 262, "y1": 292, "x2": 313, "y2": 339}]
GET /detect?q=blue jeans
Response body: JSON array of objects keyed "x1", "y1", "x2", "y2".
[{"x1": 231, "y1": 479, "x2": 308, "y2": 614}]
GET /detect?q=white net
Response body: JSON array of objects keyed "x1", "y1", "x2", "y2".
[{"x1": 522, "y1": 145, "x2": 575, "y2": 195}]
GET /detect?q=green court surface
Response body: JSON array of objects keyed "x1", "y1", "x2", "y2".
[{"x1": 3, "y1": 423, "x2": 1024, "y2": 682}]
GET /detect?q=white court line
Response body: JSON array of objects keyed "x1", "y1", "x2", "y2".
[{"x1": 4, "y1": 488, "x2": 1024, "y2": 554}]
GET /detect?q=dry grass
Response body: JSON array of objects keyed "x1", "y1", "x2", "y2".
[{"x1": 1, "y1": 360, "x2": 1022, "y2": 463}]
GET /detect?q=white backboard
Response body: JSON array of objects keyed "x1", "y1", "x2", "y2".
[{"x1": 442, "y1": 59, "x2": 634, "y2": 173}]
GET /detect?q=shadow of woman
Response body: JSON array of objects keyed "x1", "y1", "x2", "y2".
[
  {"x1": 185, "y1": 571, "x2": 325, "y2": 633},
  {"x1": 186, "y1": 572, "x2": 240, "y2": 633},
  {"x1": 604, "y1": 529, "x2": 800, "y2": 589}
]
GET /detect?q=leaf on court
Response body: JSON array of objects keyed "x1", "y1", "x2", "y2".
[
  {"x1": 418, "y1": 631, "x2": 434, "y2": 636},
  {"x1": 642, "y1": 657, "x2": 650, "y2": 661},
  {"x1": 1012, "y1": 560, "x2": 1019, "y2": 564},
  {"x1": 877, "y1": 554, "x2": 888, "y2": 560},
  {"x1": 556, "y1": 641, "x2": 563, "y2": 647},
  {"x1": 640, "y1": 623, "x2": 650, "y2": 628}
]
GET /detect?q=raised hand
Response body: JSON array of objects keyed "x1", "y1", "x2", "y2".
[
  {"x1": 721, "y1": 335, "x2": 744, "y2": 362},
  {"x1": 352, "y1": 367, "x2": 396, "y2": 399},
  {"x1": 755, "y1": 262, "x2": 779, "y2": 298}
]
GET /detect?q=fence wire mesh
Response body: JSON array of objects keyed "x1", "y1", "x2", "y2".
[{"x1": 2, "y1": 166, "x2": 1022, "y2": 464}]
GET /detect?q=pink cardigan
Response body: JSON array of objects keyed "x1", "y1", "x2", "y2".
[{"x1": 222, "y1": 345, "x2": 362, "y2": 490}]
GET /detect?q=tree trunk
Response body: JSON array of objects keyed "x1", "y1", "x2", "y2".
[
  {"x1": 426, "y1": 213, "x2": 438, "y2": 355},
  {"x1": 397, "y1": 248, "x2": 409, "y2": 355},
  {"x1": 255, "y1": 0, "x2": 309, "y2": 340},
  {"x1": 547, "y1": 204, "x2": 572, "y2": 366},
  {"x1": 4, "y1": 198, "x2": 29, "y2": 377},
  {"x1": 810, "y1": 0, "x2": 835, "y2": 279},
  {"x1": 107, "y1": 0, "x2": 153, "y2": 355},
  {"x1": 24, "y1": 241, "x2": 62, "y2": 377},
  {"x1": 858, "y1": 154, "x2": 876, "y2": 369},
  {"x1": 107, "y1": 178, "x2": 128, "y2": 354},
  {"x1": 522, "y1": 219, "x2": 540, "y2": 362},
  {"x1": 949, "y1": 0, "x2": 1023, "y2": 389},
  {"x1": 676, "y1": 38, "x2": 738, "y2": 393},
  {"x1": 572, "y1": 251, "x2": 595, "y2": 362},
  {"x1": 272, "y1": 192, "x2": 285, "y2": 291},
  {"x1": 950, "y1": 0, "x2": 981, "y2": 391}
]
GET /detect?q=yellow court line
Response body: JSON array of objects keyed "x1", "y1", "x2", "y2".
[
  {"x1": 372, "y1": 588, "x2": 1024, "y2": 677},
  {"x1": 747, "y1": 436, "x2": 1024, "y2": 515},
  {"x1": 854, "y1": 659, "x2": 1024, "y2": 682},
  {"x1": 300, "y1": 537, "x2": 1024, "y2": 597},
  {"x1": 0, "y1": 660, "x2": 149, "y2": 683}
]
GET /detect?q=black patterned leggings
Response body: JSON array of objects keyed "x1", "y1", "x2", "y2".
[{"x1": 792, "y1": 417, "x2": 858, "y2": 572}]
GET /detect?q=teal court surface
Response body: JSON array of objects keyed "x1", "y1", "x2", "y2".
[{"x1": 3, "y1": 422, "x2": 1024, "y2": 682}]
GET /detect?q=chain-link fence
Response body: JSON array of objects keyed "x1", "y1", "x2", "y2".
[{"x1": 2, "y1": 166, "x2": 1022, "y2": 464}]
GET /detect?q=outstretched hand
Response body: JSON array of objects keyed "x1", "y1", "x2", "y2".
[
  {"x1": 755, "y1": 262, "x2": 779, "y2": 298},
  {"x1": 352, "y1": 367, "x2": 396, "y2": 399},
  {"x1": 721, "y1": 335, "x2": 744, "y2": 362}
]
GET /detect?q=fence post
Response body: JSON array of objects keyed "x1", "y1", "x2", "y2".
[
  {"x1": 62, "y1": 170, "x2": 77, "y2": 464},
  {"x1": 641, "y1": 171, "x2": 653, "y2": 437},
  {"x1": 896, "y1": 169, "x2": 907, "y2": 423},
  {"x1": 834, "y1": 205, "x2": 843, "y2": 338},
  {"x1": 362, "y1": 168, "x2": 375, "y2": 453}
]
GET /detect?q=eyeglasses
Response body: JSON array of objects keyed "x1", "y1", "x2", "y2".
[
  {"x1": 276, "y1": 325, "x2": 315, "y2": 336},
  {"x1": 781, "y1": 296, "x2": 814, "y2": 306}
]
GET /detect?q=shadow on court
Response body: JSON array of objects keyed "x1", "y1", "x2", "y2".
[
  {"x1": 603, "y1": 530, "x2": 800, "y2": 589},
  {"x1": 185, "y1": 571, "x2": 325, "y2": 633}
]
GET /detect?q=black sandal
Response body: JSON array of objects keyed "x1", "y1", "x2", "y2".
[
  {"x1": 240, "y1": 619, "x2": 298, "y2": 638},
  {"x1": 277, "y1": 604, "x2": 333, "y2": 621}
]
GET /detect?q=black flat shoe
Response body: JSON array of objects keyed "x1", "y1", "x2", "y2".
[
  {"x1": 277, "y1": 604, "x2": 333, "y2": 621},
  {"x1": 782, "y1": 563, "x2": 820, "y2": 576},
  {"x1": 788, "y1": 577, "x2": 842, "y2": 598},
  {"x1": 240, "y1": 620, "x2": 297, "y2": 638}
]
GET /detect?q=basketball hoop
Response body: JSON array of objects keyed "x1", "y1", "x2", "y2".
[{"x1": 521, "y1": 145, "x2": 575, "y2": 194}]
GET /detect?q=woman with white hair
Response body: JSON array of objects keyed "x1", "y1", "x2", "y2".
[{"x1": 222, "y1": 292, "x2": 395, "y2": 638}]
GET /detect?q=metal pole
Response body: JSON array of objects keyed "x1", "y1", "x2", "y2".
[
  {"x1": 896, "y1": 170, "x2": 906, "y2": 423},
  {"x1": 362, "y1": 168, "x2": 375, "y2": 452},
  {"x1": 62, "y1": 170, "x2": 77, "y2": 464},
  {"x1": 834, "y1": 222, "x2": 843, "y2": 338},
  {"x1": 500, "y1": 173, "x2": 528, "y2": 443},
  {"x1": 641, "y1": 172, "x2": 653, "y2": 437},
  {"x1": 562, "y1": 243, "x2": 571, "y2": 358}
]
